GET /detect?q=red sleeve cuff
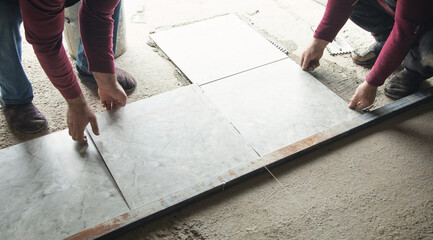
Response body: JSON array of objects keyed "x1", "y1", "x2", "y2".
[{"x1": 365, "y1": 73, "x2": 385, "y2": 87}]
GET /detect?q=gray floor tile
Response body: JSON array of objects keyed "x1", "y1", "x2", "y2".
[
  {"x1": 201, "y1": 58, "x2": 361, "y2": 156},
  {"x1": 150, "y1": 14, "x2": 287, "y2": 85},
  {"x1": 0, "y1": 130, "x2": 129, "y2": 240},
  {"x1": 89, "y1": 85, "x2": 259, "y2": 210}
]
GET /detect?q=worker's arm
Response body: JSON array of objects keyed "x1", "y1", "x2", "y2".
[
  {"x1": 301, "y1": 0, "x2": 356, "y2": 71},
  {"x1": 19, "y1": 0, "x2": 99, "y2": 142},
  {"x1": 79, "y1": 0, "x2": 126, "y2": 110},
  {"x1": 350, "y1": 0, "x2": 432, "y2": 110},
  {"x1": 366, "y1": 0, "x2": 433, "y2": 87},
  {"x1": 19, "y1": 0, "x2": 81, "y2": 99}
]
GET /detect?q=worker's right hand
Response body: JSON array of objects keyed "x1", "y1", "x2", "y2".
[
  {"x1": 300, "y1": 38, "x2": 329, "y2": 71},
  {"x1": 66, "y1": 94, "x2": 99, "y2": 143},
  {"x1": 93, "y1": 72, "x2": 127, "y2": 111}
]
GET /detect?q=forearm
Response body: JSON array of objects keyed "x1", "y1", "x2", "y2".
[
  {"x1": 19, "y1": 0, "x2": 81, "y2": 99},
  {"x1": 314, "y1": 0, "x2": 357, "y2": 42},
  {"x1": 79, "y1": 0, "x2": 119, "y2": 74},
  {"x1": 366, "y1": 0, "x2": 431, "y2": 86}
]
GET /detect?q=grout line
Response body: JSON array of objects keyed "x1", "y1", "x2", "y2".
[
  {"x1": 87, "y1": 129, "x2": 132, "y2": 210},
  {"x1": 199, "y1": 57, "x2": 289, "y2": 87}
]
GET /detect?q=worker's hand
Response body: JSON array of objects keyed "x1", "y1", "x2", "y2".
[
  {"x1": 349, "y1": 81, "x2": 377, "y2": 110},
  {"x1": 66, "y1": 94, "x2": 99, "y2": 143},
  {"x1": 93, "y1": 72, "x2": 127, "y2": 110},
  {"x1": 300, "y1": 38, "x2": 329, "y2": 71}
]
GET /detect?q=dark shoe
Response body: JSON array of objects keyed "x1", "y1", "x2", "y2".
[
  {"x1": 3, "y1": 102, "x2": 47, "y2": 134},
  {"x1": 384, "y1": 69, "x2": 425, "y2": 99},
  {"x1": 77, "y1": 67, "x2": 137, "y2": 93},
  {"x1": 351, "y1": 42, "x2": 383, "y2": 66}
]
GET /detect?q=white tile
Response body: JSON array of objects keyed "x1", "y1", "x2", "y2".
[
  {"x1": 201, "y1": 58, "x2": 361, "y2": 156},
  {"x1": 150, "y1": 14, "x2": 287, "y2": 85},
  {"x1": 0, "y1": 130, "x2": 129, "y2": 240},
  {"x1": 89, "y1": 85, "x2": 259, "y2": 210}
]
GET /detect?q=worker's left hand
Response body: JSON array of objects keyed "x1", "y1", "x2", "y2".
[
  {"x1": 349, "y1": 81, "x2": 377, "y2": 110},
  {"x1": 66, "y1": 94, "x2": 99, "y2": 143},
  {"x1": 93, "y1": 72, "x2": 127, "y2": 110}
]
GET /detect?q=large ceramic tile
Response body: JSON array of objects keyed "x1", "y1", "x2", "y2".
[
  {"x1": 89, "y1": 85, "x2": 259, "y2": 210},
  {"x1": 201, "y1": 58, "x2": 361, "y2": 156},
  {"x1": 0, "y1": 130, "x2": 129, "y2": 240},
  {"x1": 150, "y1": 14, "x2": 287, "y2": 85}
]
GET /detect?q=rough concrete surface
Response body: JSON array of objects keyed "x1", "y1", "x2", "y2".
[{"x1": 1, "y1": 0, "x2": 432, "y2": 239}]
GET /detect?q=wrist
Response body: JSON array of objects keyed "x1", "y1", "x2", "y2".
[
  {"x1": 363, "y1": 80, "x2": 378, "y2": 90},
  {"x1": 312, "y1": 38, "x2": 329, "y2": 50},
  {"x1": 93, "y1": 72, "x2": 117, "y2": 89},
  {"x1": 66, "y1": 94, "x2": 86, "y2": 107}
]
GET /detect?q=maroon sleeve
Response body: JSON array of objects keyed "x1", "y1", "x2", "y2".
[
  {"x1": 314, "y1": 0, "x2": 357, "y2": 42},
  {"x1": 366, "y1": 0, "x2": 433, "y2": 86},
  {"x1": 19, "y1": 0, "x2": 81, "y2": 99},
  {"x1": 79, "y1": 0, "x2": 119, "y2": 74}
]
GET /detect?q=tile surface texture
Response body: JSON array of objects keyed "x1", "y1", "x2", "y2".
[
  {"x1": 150, "y1": 14, "x2": 287, "y2": 85},
  {"x1": 89, "y1": 85, "x2": 259, "y2": 210},
  {"x1": 0, "y1": 130, "x2": 129, "y2": 240},
  {"x1": 202, "y1": 58, "x2": 361, "y2": 155}
]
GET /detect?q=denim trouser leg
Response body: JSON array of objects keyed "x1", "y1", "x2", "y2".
[
  {"x1": 75, "y1": 0, "x2": 121, "y2": 75},
  {"x1": 0, "y1": 1, "x2": 34, "y2": 106}
]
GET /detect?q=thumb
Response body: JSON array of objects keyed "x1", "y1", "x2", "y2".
[{"x1": 90, "y1": 116, "x2": 100, "y2": 135}]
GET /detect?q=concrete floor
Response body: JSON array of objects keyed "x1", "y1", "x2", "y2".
[{"x1": 1, "y1": 0, "x2": 432, "y2": 239}]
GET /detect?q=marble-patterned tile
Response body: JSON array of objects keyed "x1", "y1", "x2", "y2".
[
  {"x1": 150, "y1": 14, "x2": 287, "y2": 85},
  {"x1": 0, "y1": 130, "x2": 129, "y2": 240},
  {"x1": 89, "y1": 85, "x2": 259, "y2": 210},
  {"x1": 201, "y1": 58, "x2": 361, "y2": 156}
]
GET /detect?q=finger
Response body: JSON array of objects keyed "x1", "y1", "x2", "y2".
[
  {"x1": 300, "y1": 54, "x2": 305, "y2": 69},
  {"x1": 79, "y1": 126, "x2": 88, "y2": 143},
  {"x1": 112, "y1": 101, "x2": 118, "y2": 109},
  {"x1": 68, "y1": 124, "x2": 78, "y2": 141},
  {"x1": 90, "y1": 116, "x2": 100, "y2": 136},
  {"x1": 118, "y1": 93, "x2": 127, "y2": 106},
  {"x1": 76, "y1": 129, "x2": 85, "y2": 143},
  {"x1": 101, "y1": 99, "x2": 107, "y2": 109},
  {"x1": 301, "y1": 56, "x2": 310, "y2": 71},
  {"x1": 104, "y1": 100, "x2": 112, "y2": 111},
  {"x1": 348, "y1": 96, "x2": 358, "y2": 109},
  {"x1": 72, "y1": 129, "x2": 79, "y2": 141}
]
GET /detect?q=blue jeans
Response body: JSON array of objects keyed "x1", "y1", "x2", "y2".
[
  {"x1": 0, "y1": 0, "x2": 121, "y2": 107},
  {"x1": 0, "y1": 0, "x2": 33, "y2": 106},
  {"x1": 76, "y1": 0, "x2": 121, "y2": 75}
]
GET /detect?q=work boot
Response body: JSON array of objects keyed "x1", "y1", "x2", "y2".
[
  {"x1": 384, "y1": 69, "x2": 425, "y2": 99},
  {"x1": 3, "y1": 102, "x2": 47, "y2": 134},
  {"x1": 351, "y1": 42, "x2": 383, "y2": 66},
  {"x1": 77, "y1": 67, "x2": 137, "y2": 93}
]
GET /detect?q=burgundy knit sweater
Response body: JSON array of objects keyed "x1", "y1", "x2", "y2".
[
  {"x1": 19, "y1": 0, "x2": 119, "y2": 99},
  {"x1": 314, "y1": 0, "x2": 433, "y2": 86}
]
